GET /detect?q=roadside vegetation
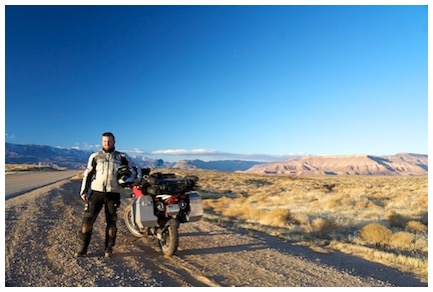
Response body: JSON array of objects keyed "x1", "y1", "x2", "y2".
[
  {"x1": 5, "y1": 163, "x2": 68, "y2": 172},
  {"x1": 171, "y1": 169, "x2": 428, "y2": 283}
]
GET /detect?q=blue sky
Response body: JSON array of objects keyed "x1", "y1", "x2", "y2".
[{"x1": 4, "y1": 4, "x2": 428, "y2": 162}]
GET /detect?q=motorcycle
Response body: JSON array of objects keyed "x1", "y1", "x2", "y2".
[{"x1": 123, "y1": 169, "x2": 203, "y2": 256}]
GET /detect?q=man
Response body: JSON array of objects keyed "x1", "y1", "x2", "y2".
[{"x1": 74, "y1": 132, "x2": 141, "y2": 258}]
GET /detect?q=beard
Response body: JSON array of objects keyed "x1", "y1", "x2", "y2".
[{"x1": 102, "y1": 145, "x2": 115, "y2": 152}]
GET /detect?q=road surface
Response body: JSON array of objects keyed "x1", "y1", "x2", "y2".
[{"x1": 5, "y1": 170, "x2": 79, "y2": 199}]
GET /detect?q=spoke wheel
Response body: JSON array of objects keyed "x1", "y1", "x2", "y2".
[{"x1": 159, "y1": 219, "x2": 179, "y2": 256}]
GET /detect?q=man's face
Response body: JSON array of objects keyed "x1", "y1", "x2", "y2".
[{"x1": 102, "y1": 135, "x2": 115, "y2": 152}]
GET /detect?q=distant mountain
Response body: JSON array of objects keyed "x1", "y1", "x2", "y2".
[
  {"x1": 133, "y1": 157, "x2": 175, "y2": 169},
  {"x1": 5, "y1": 143, "x2": 258, "y2": 171},
  {"x1": 5, "y1": 143, "x2": 173, "y2": 169},
  {"x1": 6, "y1": 143, "x2": 427, "y2": 175},
  {"x1": 173, "y1": 159, "x2": 263, "y2": 172},
  {"x1": 244, "y1": 153, "x2": 428, "y2": 176},
  {"x1": 5, "y1": 143, "x2": 258, "y2": 172},
  {"x1": 6, "y1": 143, "x2": 91, "y2": 169}
]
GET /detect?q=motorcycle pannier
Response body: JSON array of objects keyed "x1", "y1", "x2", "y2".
[
  {"x1": 187, "y1": 192, "x2": 203, "y2": 222},
  {"x1": 132, "y1": 195, "x2": 158, "y2": 229}
]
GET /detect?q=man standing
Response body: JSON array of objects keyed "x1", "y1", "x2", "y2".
[{"x1": 74, "y1": 132, "x2": 141, "y2": 258}]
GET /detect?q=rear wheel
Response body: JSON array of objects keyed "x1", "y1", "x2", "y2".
[
  {"x1": 123, "y1": 205, "x2": 144, "y2": 238},
  {"x1": 159, "y1": 219, "x2": 179, "y2": 256}
]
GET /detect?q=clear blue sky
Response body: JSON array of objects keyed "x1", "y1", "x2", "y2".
[{"x1": 4, "y1": 5, "x2": 428, "y2": 161}]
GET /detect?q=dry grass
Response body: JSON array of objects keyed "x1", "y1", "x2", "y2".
[
  {"x1": 406, "y1": 220, "x2": 427, "y2": 233},
  {"x1": 5, "y1": 163, "x2": 66, "y2": 172},
  {"x1": 172, "y1": 169, "x2": 428, "y2": 283}
]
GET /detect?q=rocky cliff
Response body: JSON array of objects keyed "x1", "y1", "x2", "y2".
[{"x1": 244, "y1": 153, "x2": 427, "y2": 176}]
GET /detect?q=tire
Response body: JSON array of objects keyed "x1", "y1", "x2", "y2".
[
  {"x1": 159, "y1": 219, "x2": 179, "y2": 256},
  {"x1": 123, "y1": 205, "x2": 144, "y2": 238}
]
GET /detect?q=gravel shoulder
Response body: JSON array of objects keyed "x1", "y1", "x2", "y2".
[{"x1": 4, "y1": 179, "x2": 426, "y2": 287}]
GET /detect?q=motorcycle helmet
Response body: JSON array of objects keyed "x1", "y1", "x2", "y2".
[{"x1": 117, "y1": 165, "x2": 137, "y2": 186}]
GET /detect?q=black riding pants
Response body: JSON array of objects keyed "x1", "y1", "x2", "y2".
[{"x1": 81, "y1": 191, "x2": 121, "y2": 248}]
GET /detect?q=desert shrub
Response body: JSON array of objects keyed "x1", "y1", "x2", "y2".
[
  {"x1": 385, "y1": 210, "x2": 407, "y2": 228},
  {"x1": 221, "y1": 206, "x2": 248, "y2": 218},
  {"x1": 359, "y1": 223, "x2": 392, "y2": 246},
  {"x1": 322, "y1": 197, "x2": 341, "y2": 210},
  {"x1": 216, "y1": 197, "x2": 252, "y2": 219},
  {"x1": 202, "y1": 199, "x2": 214, "y2": 209},
  {"x1": 308, "y1": 217, "x2": 337, "y2": 234},
  {"x1": 202, "y1": 197, "x2": 227, "y2": 211},
  {"x1": 247, "y1": 208, "x2": 263, "y2": 220},
  {"x1": 388, "y1": 231, "x2": 414, "y2": 250},
  {"x1": 406, "y1": 220, "x2": 427, "y2": 233},
  {"x1": 259, "y1": 208, "x2": 291, "y2": 227},
  {"x1": 291, "y1": 212, "x2": 310, "y2": 226}
]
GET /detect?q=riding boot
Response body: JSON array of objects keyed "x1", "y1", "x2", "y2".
[
  {"x1": 104, "y1": 225, "x2": 117, "y2": 258},
  {"x1": 74, "y1": 232, "x2": 91, "y2": 257}
]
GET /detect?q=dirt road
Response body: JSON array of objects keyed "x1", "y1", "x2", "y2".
[{"x1": 4, "y1": 177, "x2": 425, "y2": 287}]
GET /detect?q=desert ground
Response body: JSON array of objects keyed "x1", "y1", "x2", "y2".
[{"x1": 4, "y1": 169, "x2": 427, "y2": 286}]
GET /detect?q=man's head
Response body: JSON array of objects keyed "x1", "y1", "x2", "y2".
[{"x1": 102, "y1": 132, "x2": 115, "y2": 152}]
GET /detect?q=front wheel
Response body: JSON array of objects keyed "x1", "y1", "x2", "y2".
[
  {"x1": 123, "y1": 205, "x2": 144, "y2": 238},
  {"x1": 159, "y1": 219, "x2": 179, "y2": 256}
]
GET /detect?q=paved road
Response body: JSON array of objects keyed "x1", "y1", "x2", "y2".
[{"x1": 5, "y1": 170, "x2": 79, "y2": 199}]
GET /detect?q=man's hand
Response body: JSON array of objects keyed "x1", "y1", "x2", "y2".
[{"x1": 80, "y1": 193, "x2": 88, "y2": 201}]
